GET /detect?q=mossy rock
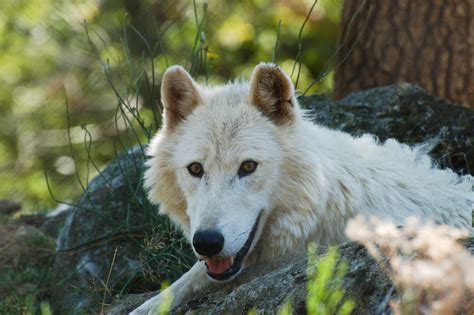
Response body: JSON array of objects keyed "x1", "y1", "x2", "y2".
[{"x1": 51, "y1": 147, "x2": 194, "y2": 314}]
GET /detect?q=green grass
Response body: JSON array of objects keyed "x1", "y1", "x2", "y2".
[
  {"x1": 0, "y1": 220, "x2": 55, "y2": 315},
  {"x1": 277, "y1": 245, "x2": 355, "y2": 315}
]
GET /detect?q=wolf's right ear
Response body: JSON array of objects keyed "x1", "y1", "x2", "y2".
[
  {"x1": 249, "y1": 63, "x2": 296, "y2": 125},
  {"x1": 161, "y1": 65, "x2": 201, "y2": 130}
]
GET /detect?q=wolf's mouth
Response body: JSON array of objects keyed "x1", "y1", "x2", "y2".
[{"x1": 205, "y1": 212, "x2": 262, "y2": 281}]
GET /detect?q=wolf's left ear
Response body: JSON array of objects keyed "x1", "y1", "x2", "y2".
[
  {"x1": 249, "y1": 63, "x2": 296, "y2": 125},
  {"x1": 161, "y1": 65, "x2": 201, "y2": 130}
]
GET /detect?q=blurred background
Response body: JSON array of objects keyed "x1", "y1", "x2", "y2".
[{"x1": 0, "y1": 0, "x2": 342, "y2": 212}]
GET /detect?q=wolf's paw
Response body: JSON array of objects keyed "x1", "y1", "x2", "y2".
[
  {"x1": 130, "y1": 289, "x2": 173, "y2": 315},
  {"x1": 129, "y1": 299, "x2": 158, "y2": 315}
]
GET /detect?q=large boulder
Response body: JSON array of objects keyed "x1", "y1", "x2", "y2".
[
  {"x1": 50, "y1": 147, "x2": 195, "y2": 314},
  {"x1": 53, "y1": 83, "x2": 473, "y2": 314}
]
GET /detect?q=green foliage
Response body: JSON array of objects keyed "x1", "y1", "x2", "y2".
[
  {"x1": 306, "y1": 245, "x2": 355, "y2": 315},
  {"x1": 0, "y1": 0, "x2": 342, "y2": 212},
  {"x1": 277, "y1": 300, "x2": 293, "y2": 315},
  {"x1": 40, "y1": 302, "x2": 52, "y2": 315},
  {"x1": 155, "y1": 282, "x2": 173, "y2": 315}
]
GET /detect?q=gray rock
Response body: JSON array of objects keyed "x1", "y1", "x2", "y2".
[
  {"x1": 54, "y1": 83, "x2": 474, "y2": 314},
  {"x1": 107, "y1": 239, "x2": 474, "y2": 314},
  {"x1": 39, "y1": 209, "x2": 70, "y2": 239},
  {"x1": 0, "y1": 200, "x2": 21, "y2": 215}
]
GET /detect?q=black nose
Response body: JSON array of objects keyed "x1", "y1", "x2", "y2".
[{"x1": 192, "y1": 230, "x2": 224, "y2": 256}]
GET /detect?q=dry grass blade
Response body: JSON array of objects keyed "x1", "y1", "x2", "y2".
[{"x1": 100, "y1": 247, "x2": 119, "y2": 314}]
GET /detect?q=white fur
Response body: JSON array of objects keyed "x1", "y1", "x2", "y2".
[{"x1": 131, "y1": 64, "x2": 473, "y2": 314}]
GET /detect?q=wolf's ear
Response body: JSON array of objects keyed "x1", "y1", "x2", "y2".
[
  {"x1": 161, "y1": 65, "x2": 201, "y2": 130},
  {"x1": 249, "y1": 63, "x2": 296, "y2": 125}
]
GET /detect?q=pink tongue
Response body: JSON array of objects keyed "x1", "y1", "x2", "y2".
[{"x1": 206, "y1": 257, "x2": 233, "y2": 274}]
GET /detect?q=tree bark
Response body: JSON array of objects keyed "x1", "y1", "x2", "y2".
[{"x1": 334, "y1": 0, "x2": 474, "y2": 108}]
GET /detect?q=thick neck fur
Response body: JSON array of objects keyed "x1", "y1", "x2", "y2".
[{"x1": 252, "y1": 116, "x2": 472, "y2": 264}]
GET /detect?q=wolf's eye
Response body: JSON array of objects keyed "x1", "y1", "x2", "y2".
[
  {"x1": 187, "y1": 162, "x2": 204, "y2": 177},
  {"x1": 238, "y1": 160, "x2": 258, "y2": 178}
]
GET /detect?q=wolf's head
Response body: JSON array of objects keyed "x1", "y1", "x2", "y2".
[{"x1": 144, "y1": 63, "x2": 301, "y2": 281}]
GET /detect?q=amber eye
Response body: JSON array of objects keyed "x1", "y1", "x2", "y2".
[
  {"x1": 187, "y1": 162, "x2": 204, "y2": 177},
  {"x1": 238, "y1": 160, "x2": 258, "y2": 178}
]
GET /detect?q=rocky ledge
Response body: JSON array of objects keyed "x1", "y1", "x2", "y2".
[{"x1": 107, "y1": 239, "x2": 474, "y2": 314}]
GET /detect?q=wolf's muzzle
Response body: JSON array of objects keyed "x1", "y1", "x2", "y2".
[{"x1": 206, "y1": 211, "x2": 262, "y2": 281}]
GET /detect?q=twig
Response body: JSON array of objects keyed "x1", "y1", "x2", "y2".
[
  {"x1": 271, "y1": 20, "x2": 282, "y2": 63},
  {"x1": 100, "y1": 246, "x2": 119, "y2": 314},
  {"x1": 291, "y1": 0, "x2": 318, "y2": 89}
]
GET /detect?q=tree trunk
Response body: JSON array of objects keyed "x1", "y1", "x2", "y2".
[{"x1": 334, "y1": 0, "x2": 474, "y2": 109}]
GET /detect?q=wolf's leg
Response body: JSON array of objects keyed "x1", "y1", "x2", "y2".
[{"x1": 130, "y1": 261, "x2": 214, "y2": 315}]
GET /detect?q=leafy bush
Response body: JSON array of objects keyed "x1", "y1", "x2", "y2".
[{"x1": 346, "y1": 216, "x2": 474, "y2": 314}]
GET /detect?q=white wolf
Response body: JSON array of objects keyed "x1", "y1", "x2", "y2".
[{"x1": 132, "y1": 63, "x2": 473, "y2": 314}]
